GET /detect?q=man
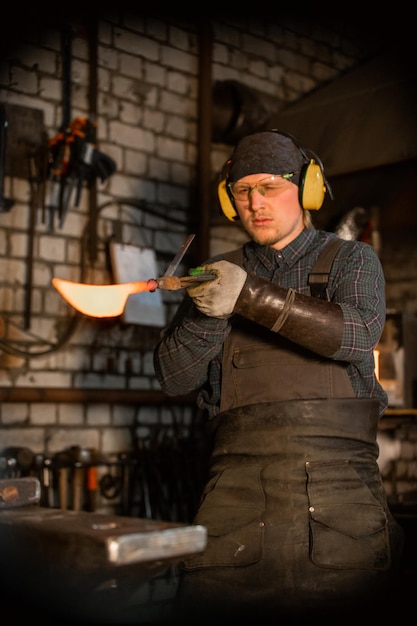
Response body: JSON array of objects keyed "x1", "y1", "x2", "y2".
[{"x1": 153, "y1": 131, "x2": 403, "y2": 623}]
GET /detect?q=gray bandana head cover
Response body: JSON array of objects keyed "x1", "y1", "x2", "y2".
[{"x1": 228, "y1": 131, "x2": 306, "y2": 185}]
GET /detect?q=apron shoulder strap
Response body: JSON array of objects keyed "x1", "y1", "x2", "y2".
[
  {"x1": 223, "y1": 247, "x2": 244, "y2": 265},
  {"x1": 308, "y1": 237, "x2": 346, "y2": 299}
]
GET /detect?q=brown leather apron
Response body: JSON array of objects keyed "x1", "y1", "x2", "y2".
[{"x1": 176, "y1": 322, "x2": 404, "y2": 621}]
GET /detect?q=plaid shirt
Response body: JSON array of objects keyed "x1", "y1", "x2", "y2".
[{"x1": 154, "y1": 227, "x2": 388, "y2": 417}]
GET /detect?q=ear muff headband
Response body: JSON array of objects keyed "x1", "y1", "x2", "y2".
[{"x1": 217, "y1": 131, "x2": 331, "y2": 222}]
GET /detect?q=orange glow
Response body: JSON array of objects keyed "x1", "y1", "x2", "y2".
[
  {"x1": 52, "y1": 273, "x2": 215, "y2": 318},
  {"x1": 52, "y1": 277, "x2": 154, "y2": 318}
]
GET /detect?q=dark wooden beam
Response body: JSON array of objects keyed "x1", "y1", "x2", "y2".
[{"x1": 0, "y1": 387, "x2": 196, "y2": 404}]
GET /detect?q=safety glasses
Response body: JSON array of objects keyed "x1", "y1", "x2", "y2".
[{"x1": 228, "y1": 173, "x2": 297, "y2": 202}]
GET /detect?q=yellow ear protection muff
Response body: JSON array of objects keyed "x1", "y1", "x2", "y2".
[
  {"x1": 217, "y1": 159, "x2": 240, "y2": 222},
  {"x1": 284, "y1": 131, "x2": 333, "y2": 211},
  {"x1": 217, "y1": 130, "x2": 333, "y2": 221}
]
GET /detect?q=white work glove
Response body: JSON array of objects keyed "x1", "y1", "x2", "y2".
[{"x1": 187, "y1": 260, "x2": 247, "y2": 319}]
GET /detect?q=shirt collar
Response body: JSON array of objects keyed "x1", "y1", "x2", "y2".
[{"x1": 245, "y1": 227, "x2": 317, "y2": 270}]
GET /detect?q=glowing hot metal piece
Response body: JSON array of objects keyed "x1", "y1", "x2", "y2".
[{"x1": 52, "y1": 273, "x2": 215, "y2": 318}]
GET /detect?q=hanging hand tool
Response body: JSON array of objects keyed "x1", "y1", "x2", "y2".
[
  {"x1": 53, "y1": 448, "x2": 73, "y2": 510},
  {"x1": 86, "y1": 463, "x2": 98, "y2": 512},
  {"x1": 0, "y1": 447, "x2": 35, "y2": 478},
  {"x1": 47, "y1": 117, "x2": 116, "y2": 231},
  {"x1": 0, "y1": 103, "x2": 14, "y2": 213},
  {"x1": 70, "y1": 446, "x2": 102, "y2": 512},
  {"x1": 118, "y1": 452, "x2": 131, "y2": 516},
  {"x1": 41, "y1": 456, "x2": 55, "y2": 507},
  {"x1": 72, "y1": 462, "x2": 85, "y2": 512},
  {"x1": 23, "y1": 152, "x2": 39, "y2": 329}
]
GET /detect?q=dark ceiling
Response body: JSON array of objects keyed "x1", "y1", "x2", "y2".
[
  {"x1": 271, "y1": 49, "x2": 417, "y2": 176},
  {"x1": 269, "y1": 48, "x2": 417, "y2": 233}
]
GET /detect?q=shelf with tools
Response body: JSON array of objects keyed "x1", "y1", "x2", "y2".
[{"x1": 380, "y1": 407, "x2": 417, "y2": 430}]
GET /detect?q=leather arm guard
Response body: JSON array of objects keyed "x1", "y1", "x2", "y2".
[{"x1": 233, "y1": 273, "x2": 344, "y2": 357}]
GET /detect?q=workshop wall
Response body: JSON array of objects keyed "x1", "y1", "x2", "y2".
[{"x1": 0, "y1": 14, "x2": 416, "y2": 522}]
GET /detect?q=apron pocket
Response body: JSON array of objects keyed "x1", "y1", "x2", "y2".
[
  {"x1": 183, "y1": 465, "x2": 265, "y2": 569},
  {"x1": 306, "y1": 460, "x2": 390, "y2": 571}
]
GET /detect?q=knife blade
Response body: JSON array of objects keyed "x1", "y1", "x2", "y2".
[{"x1": 163, "y1": 234, "x2": 195, "y2": 277}]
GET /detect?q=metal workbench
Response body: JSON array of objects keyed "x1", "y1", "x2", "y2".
[{"x1": 0, "y1": 478, "x2": 206, "y2": 624}]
